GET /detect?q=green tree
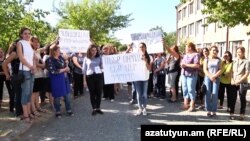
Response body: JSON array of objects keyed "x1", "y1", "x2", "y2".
[
  {"x1": 57, "y1": 0, "x2": 132, "y2": 45},
  {"x1": 0, "y1": 0, "x2": 25, "y2": 50},
  {"x1": 0, "y1": 0, "x2": 56, "y2": 51},
  {"x1": 202, "y1": 0, "x2": 250, "y2": 28}
]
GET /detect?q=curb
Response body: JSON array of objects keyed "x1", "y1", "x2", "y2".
[{"x1": 1, "y1": 106, "x2": 54, "y2": 141}]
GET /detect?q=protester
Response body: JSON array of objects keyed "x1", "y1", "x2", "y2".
[
  {"x1": 203, "y1": 46, "x2": 222, "y2": 117},
  {"x1": 2, "y1": 40, "x2": 23, "y2": 118},
  {"x1": 102, "y1": 44, "x2": 115, "y2": 102},
  {"x1": 218, "y1": 51, "x2": 233, "y2": 111},
  {"x1": 82, "y1": 44, "x2": 104, "y2": 116},
  {"x1": 16, "y1": 27, "x2": 36, "y2": 123},
  {"x1": 46, "y1": 45, "x2": 74, "y2": 118},
  {"x1": 230, "y1": 47, "x2": 250, "y2": 120},
  {"x1": 72, "y1": 51, "x2": 85, "y2": 98},
  {"x1": 180, "y1": 42, "x2": 200, "y2": 112},
  {"x1": 0, "y1": 48, "x2": 14, "y2": 111},
  {"x1": 134, "y1": 42, "x2": 151, "y2": 116},
  {"x1": 165, "y1": 45, "x2": 181, "y2": 102}
]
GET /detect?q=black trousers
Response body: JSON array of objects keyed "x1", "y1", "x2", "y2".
[
  {"x1": 147, "y1": 73, "x2": 153, "y2": 95},
  {"x1": 86, "y1": 74, "x2": 103, "y2": 109},
  {"x1": 73, "y1": 72, "x2": 83, "y2": 96},
  {"x1": 103, "y1": 84, "x2": 114, "y2": 99},
  {"x1": 12, "y1": 82, "x2": 23, "y2": 116},
  {"x1": 175, "y1": 70, "x2": 181, "y2": 98},
  {"x1": 229, "y1": 85, "x2": 247, "y2": 114},
  {"x1": 156, "y1": 74, "x2": 166, "y2": 97},
  {"x1": 195, "y1": 75, "x2": 204, "y2": 102},
  {"x1": 218, "y1": 83, "x2": 232, "y2": 107},
  {"x1": 0, "y1": 76, "x2": 14, "y2": 111}
]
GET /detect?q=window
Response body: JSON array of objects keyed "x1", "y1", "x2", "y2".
[
  {"x1": 178, "y1": 10, "x2": 181, "y2": 21},
  {"x1": 231, "y1": 41, "x2": 243, "y2": 58},
  {"x1": 182, "y1": 26, "x2": 187, "y2": 37},
  {"x1": 189, "y1": 2, "x2": 194, "y2": 15},
  {"x1": 195, "y1": 20, "x2": 202, "y2": 35},
  {"x1": 182, "y1": 7, "x2": 186, "y2": 18},
  {"x1": 178, "y1": 28, "x2": 182, "y2": 40},
  {"x1": 196, "y1": 44, "x2": 202, "y2": 49},
  {"x1": 216, "y1": 42, "x2": 226, "y2": 57},
  {"x1": 204, "y1": 43, "x2": 212, "y2": 48},
  {"x1": 189, "y1": 23, "x2": 194, "y2": 36},
  {"x1": 197, "y1": 0, "x2": 201, "y2": 10}
]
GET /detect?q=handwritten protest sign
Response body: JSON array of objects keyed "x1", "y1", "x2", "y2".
[
  {"x1": 102, "y1": 53, "x2": 149, "y2": 84},
  {"x1": 59, "y1": 29, "x2": 90, "y2": 53},
  {"x1": 130, "y1": 30, "x2": 163, "y2": 54}
]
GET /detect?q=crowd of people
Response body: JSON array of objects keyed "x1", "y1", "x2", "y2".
[{"x1": 0, "y1": 27, "x2": 249, "y2": 124}]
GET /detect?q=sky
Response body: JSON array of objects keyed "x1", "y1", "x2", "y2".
[{"x1": 30, "y1": 0, "x2": 180, "y2": 43}]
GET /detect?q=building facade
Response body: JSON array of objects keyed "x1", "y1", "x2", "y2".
[{"x1": 176, "y1": 0, "x2": 250, "y2": 58}]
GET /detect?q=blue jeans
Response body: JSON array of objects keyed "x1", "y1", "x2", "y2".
[
  {"x1": 20, "y1": 71, "x2": 34, "y2": 105},
  {"x1": 181, "y1": 74, "x2": 198, "y2": 100},
  {"x1": 54, "y1": 94, "x2": 72, "y2": 113},
  {"x1": 204, "y1": 76, "x2": 220, "y2": 112},
  {"x1": 132, "y1": 82, "x2": 137, "y2": 101},
  {"x1": 134, "y1": 81, "x2": 148, "y2": 109}
]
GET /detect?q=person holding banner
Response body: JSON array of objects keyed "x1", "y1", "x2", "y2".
[
  {"x1": 102, "y1": 44, "x2": 115, "y2": 102},
  {"x1": 134, "y1": 42, "x2": 151, "y2": 116},
  {"x1": 82, "y1": 44, "x2": 104, "y2": 116}
]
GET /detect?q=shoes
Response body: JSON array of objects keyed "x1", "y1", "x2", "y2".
[
  {"x1": 102, "y1": 98, "x2": 106, "y2": 101},
  {"x1": 207, "y1": 112, "x2": 212, "y2": 117},
  {"x1": 92, "y1": 110, "x2": 97, "y2": 116},
  {"x1": 135, "y1": 109, "x2": 142, "y2": 116},
  {"x1": 229, "y1": 115, "x2": 235, "y2": 120},
  {"x1": 142, "y1": 108, "x2": 147, "y2": 116},
  {"x1": 238, "y1": 115, "x2": 245, "y2": 121},
  {"x1": 129, "y1": 99, "x2": 135, "y2": 105},
  {"x1": 110, "y1": 99, "x2": 114, "y2": 102},
  {"x1": 37, "y1": 108, "x2": 47, "y2": 113},
  {"x1": 197, "y1": 105, "x2": 205, "y2": 110},
  {"x1": 67, "y1": 111, "x2": 74, "y2": 116},
  {"x1": 23, "y1": 116, "x2": 32, "y2": 123},
  {"x1": 168, "y1": 99, "x2": 177, "y2": 103},
  {"x1": 218, "y1": 106, "x2": 223, "y2": 109},
  {"x1": 187, "y1": 108, "x2": 195, "y2": 112},
  {"x1": 96, "y1": 109, "x2": 104, "y2": 115},
  {"x1": 56, "y1": 113, "x2": 62, "y2": 119}
]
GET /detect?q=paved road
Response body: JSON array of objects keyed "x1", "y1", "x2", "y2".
[{"x1": 15, "y1": 86, "x2": 250, "y2": 141}]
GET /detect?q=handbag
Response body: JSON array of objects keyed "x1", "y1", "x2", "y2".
[
  {"x1": 200, "y1": 83, "x2": 207, "y2": 94},
  {"x1": 11, "y1": 43, "x2": 24, "y2": 85},
  {"x1": 11, "y1": 73, "x2": 24, "y2": 84},
  {"x1": 239, "y1": 83, "x2": 250, "y2": 92}
]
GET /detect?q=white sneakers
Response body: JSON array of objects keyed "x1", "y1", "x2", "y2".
[
  {"x1": 135, "y1": 108, "x2": 147, "y2": 116},
  {"x1": 142, "y1": 108, "x2": 147, "y2": 116},
  {"x1": 135, "y1": 109, "x2": 142, "y2": 116}
]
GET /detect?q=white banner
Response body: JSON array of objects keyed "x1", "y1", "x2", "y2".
[
  {"x1": 102, "y1": 53, "x2": 149, "y2": 84},
  {"x1": 59, "y1": 29, "x2": 90, "y2": 53},
  {"x1": 130, "y1": 30, "x2": 163, "y2": 54}
]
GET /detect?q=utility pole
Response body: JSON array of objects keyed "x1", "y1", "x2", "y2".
[{"x1": 226, "y1": 26, "x2": 229, "y2": 51}]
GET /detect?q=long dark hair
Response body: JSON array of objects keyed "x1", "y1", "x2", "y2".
[
  {"x1": 140, "y1": 42, "x2": 150, "y2": 64},
  {"x1": 19, "y1": 27, "x2": 31, "y2": 38},
  {"x1": 200, "y1": 47, "x2": 209, "y2": 58},
  {"x1": 86, "y1": 44, "x2": 100, "y2": 59},
  {"x1": 224, "y1": 51, "x2": 233, "y2": 63}
]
